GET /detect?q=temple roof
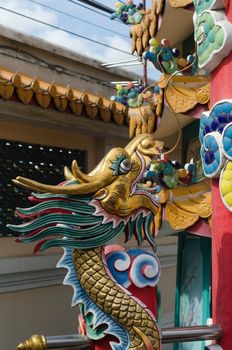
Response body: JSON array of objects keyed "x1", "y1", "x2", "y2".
[{"x1": 0, "y1": 66, "x2": 129, "y2": 127}]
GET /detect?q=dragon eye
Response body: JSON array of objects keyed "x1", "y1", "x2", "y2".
[
  {"x1": 110, "y1": 153, "x2": 132, "y2": 176},
  {"x1": 119, "y1": 159, "x2": 132, "y2": 174}
]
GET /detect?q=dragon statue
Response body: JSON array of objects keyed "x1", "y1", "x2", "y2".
[{"x1": 9, "y1": 134, "x2": 164, "y2": 350}]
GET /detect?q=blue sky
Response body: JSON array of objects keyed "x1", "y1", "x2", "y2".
[{"x1": 0, "y1": 0, "x2": 158, "y2": 78}]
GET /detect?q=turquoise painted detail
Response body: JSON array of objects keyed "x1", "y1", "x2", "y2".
[
  {"x1": 144, "y1": 49, "x2": 178, "y2": 75},
  {"x1": 16, "y1": 199, "x2": 94, "y2": 216},
  {"x1": 195, "y1": 11, "x2": 224, "y2": 69},
  {"x1": 110, "y1": 153, "x2": 130, "y2": 176},
  {"x1": 194, "y1": 10, "x2": 232, "y2": 72},
  {"x1": 8, "y1": 184, "x2": 126, "y2": 251},
  {"x1": 174, "y1": 234, "x2": 211, "y2": 350},
  {"x1": 194, "y1": 0, "x2": 225, "y2": 15},
  {"x1": 8, "y1": 179, "x2": 157, "y2": 252},
  {"x1": 144, "y1": 49, "x2": 198, "y2": 76}
]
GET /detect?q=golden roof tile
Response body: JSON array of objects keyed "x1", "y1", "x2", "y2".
[{"x1": 0, "y1": 67, "x2": 129, "y2": 127}]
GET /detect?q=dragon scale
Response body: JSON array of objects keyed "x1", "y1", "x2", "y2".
[{"x1": 74, "y1": 247, "x2": 160, "y2": 349}]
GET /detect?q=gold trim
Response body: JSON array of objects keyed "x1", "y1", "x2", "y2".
[
  {"x1": 161, "y1": 75, "x2": 210, "y2": 114},
  {"x1": 158, "y1": 74, "x2": 209, "y2": 88},
  {"x1": 162, "y1": 180, "x2": 212, "y2": 230},
  {"x1": 169, "y1": 0, "x2": 193, "y2": 8},
  {"x1": 17, "y1": 335, "x2": 47, "y2": 350}
]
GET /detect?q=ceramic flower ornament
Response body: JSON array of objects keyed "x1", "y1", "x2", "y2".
[
  {"x1": 193, "y1": 0, "x2": 227, "y2": 15},
  {"x1": 193, "y1": 0, "x2": 232, "y2": 72},
  {"x1": 194, "y1": 10, "x2": 232, "y2": 72},
  {"x1": 199, "y1": 100, "x2": 232, "y2": 211}
]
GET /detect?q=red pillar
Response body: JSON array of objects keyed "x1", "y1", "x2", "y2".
[{"x1": 211, "y1": 4, "x2": 232, "y2": 348}]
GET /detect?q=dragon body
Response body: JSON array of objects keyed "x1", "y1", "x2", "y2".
[
  {"x1": 9, "y1": 134, "x2": 163, "y2": 350},
  {"x1": 74, "y1": 248, "x2": 160, "y2": 350}
]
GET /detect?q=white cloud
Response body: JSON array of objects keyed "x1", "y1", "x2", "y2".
[
  {"x1": 97, "y1": 35, "x2": 131, "y2": 62},
  {"x1": 41, "y1": 29, "x2": 91, "y2": 54},
  {"x1": 0, "y1": 0, "x2": 57, "y2": 34},
  {"x1": 0, "y1": 1, "x2": 130, "y2": 63},
  {"x1": 41, "y1": 29, "x2": 143, "y2": 77},
  {"x1": 94, "y1": 35, "x2": 144, "y2": 77},
  {"x1": 0, "y1": 0, "x2": 160, "y2": 79},
  {"x1": 43, "y1": 30, "x2": 133, "y2": 67}
]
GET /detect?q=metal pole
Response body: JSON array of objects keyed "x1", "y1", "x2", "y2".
[
  {"x1": 76, "y1": 0, "x2": 114, "y2": 14},
  {"x1": 110, "y1": 81, "x2": 139, "y2": 85},
  {"x1": 104, "y1": 61, "x2": 143, "y2": 68},
  {"x1": 143, "y1": 60, "x2": 148, "y2": 86},
  {"x1": 17, "y1": 325, "x2": 222, "y2": 349},
  {"x1": 162, "y1": 325, "x2": 222, "y2": 344},
  {"x1": 46, "y1": 335, "x2": 92, "y2": 349},
  {"x1": 101, "y1": 58, "x2": 139, "y2": 66},
  {"x1": 17, "y1": 335, "x2": 93, "y2": 350},
  {"x1": 143, "y1": 0, "x2": 148, "y2": 85}
]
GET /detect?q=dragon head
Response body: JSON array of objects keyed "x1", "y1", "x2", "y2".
[
  {"x1": 8, "y1": 134, "x2": 163, "y2": 251},
  {"x1": 93, "y1": 134, "x2": 163, "y2": 218}
]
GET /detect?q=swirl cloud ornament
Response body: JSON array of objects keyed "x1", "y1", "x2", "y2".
[
  {"x1": 106, "y1": 248, "x2": 161, "y2": 289},
  {"x1": 193, "y1": 0, "x2": 232, "y2": 73},
  {"x1": 200, "y1": 131, "x2": 224, "y2": 178},
  {"x1": 193, "y1": 0, "x2": 226, "y2": 15},
  {"x1": 194, "y1": 10, "x2": 232, "y2": 72},
  {"x1": 200, "y1": 100, "x2": 232, "y2": 211}
]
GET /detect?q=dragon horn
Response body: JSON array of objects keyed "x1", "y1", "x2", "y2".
[
  {"x1": 125, "y1": 134, "x2": 149, "y2": 155},
  {"x1": 64, "y1": 166, "x2": 76, "y2": 181},
  {"x1": 71, "y1": 160, "x2": 92, "y2": 183},
  {"x1": 12, "y1": 147, "x2": 130, "y2": 194},
  {"x1": 12, "y1": 176, "x2": 111, "y2": 195},
  {"x1": 72, "y1": 147, "x2": 130, "y2": 182},
  {"x1": 126, "y1": 134, "x2": 164, "y2": 157}
]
